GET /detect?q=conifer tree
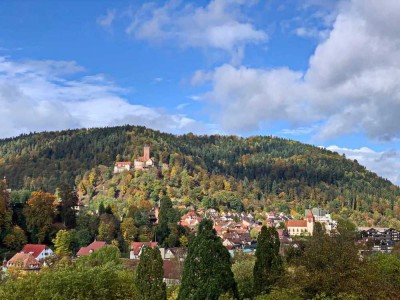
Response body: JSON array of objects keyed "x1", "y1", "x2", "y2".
[
  {"x1": 156, "y1": 195, "x2": 179, "y2": 246},
  {"x1": 253, "y1": 226, "x2": 283, "y2": 296},
  {"x1": 98, "y1": 202, "x2": 106, "y2": 215},
  {"x1": 136, "y1": 247, "x2": 166, "y2": 300},
  {"x1": 178, "y1": 219, "x2": 239, "y2": 300},
  {"x1": 57, "y1": 183, "x2": 78, "y2": 229}
]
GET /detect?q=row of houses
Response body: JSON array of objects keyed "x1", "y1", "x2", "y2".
[
  {"x1": 358, "y1": 227, "x2": 400, "y2": 253},
  {"x1": 3, "y1": 244, "x2": 54, "y2": 272},
  {"x1": 2, "y1": 241, "x2": 186, "y2": 286}
]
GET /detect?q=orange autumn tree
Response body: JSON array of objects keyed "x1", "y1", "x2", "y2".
[{"x1": 23, "y1": 191, "x2": 56, "y2": 243}]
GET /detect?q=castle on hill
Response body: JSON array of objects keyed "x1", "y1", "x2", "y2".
[{"x1": 114, "y1": 146, "x2": 155, "y2": 174}]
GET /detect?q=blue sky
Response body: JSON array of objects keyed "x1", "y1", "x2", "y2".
[{"x1": 1, "y1": 0, "x2": 400, "y2": 184}]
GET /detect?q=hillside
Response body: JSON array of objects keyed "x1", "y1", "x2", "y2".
[{"x1": 0, "y1": 125, "x2": 399, "y2": 226}]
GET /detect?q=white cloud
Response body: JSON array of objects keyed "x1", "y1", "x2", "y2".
[
  {"x1": 176, "y1": 103, "x2": 190, "y2": 110},
  {"x1": 326, "y1": 145, "x2": 400, "y2": 185},
  {"x1": 0, "y1": 56, "x2": 210, "y2": 138},
  {"x1": 97, "y1": 9, "x2": 116, "y2": 29},
  {"x1": 195, "y1": 0, "x2": 400, "y2": 141},
  {"x1": 294, "y1": 27, "x2": 329, "y2": 40},
  {"x1": 125, "y1": 0, "x2": 267, "y2": 64},
  {"x1": 194, "y1": 64, "x2": 310, "y2": 132}
]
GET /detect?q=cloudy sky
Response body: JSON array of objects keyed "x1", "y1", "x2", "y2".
[{"x1": 1, "y1": 0, "x2": 400, "y2": 184}]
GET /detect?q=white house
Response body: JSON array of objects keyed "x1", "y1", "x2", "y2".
[
  {"x1": 130, "y1": 242, "x2": 158, "y2": 259},
  {"x1": 20, "y1": 244, "x2": 54, "y2": 261}
]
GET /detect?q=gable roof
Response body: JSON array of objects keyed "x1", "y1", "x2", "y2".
[
  {"x1": 7, "y1": 253, "x2": 40, "y2": 269},
  {"x1": 76, "y1": 241, "x2": 107, "y2": 256},
  {"x1": 21, "y1": 244, "x2": 48, "y2": 258},
  {"x1": 163, "y1": 260, "x2": 182, "y2": 280},
  {"x1": 286, "y1": 220, "x2": 308, "y2": 228},
  {"x1": 131, "y1": 242, "x2": 158, "y2": 256}
]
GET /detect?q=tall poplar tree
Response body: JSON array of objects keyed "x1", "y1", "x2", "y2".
[
  {"x1": 178, "y1": 219, "x2": 239, "y2": 300},
  {"x1": 253, "y1": 226, "x2": 283, "y2": 296},
  {"x1": 136, "y1": 247, "x2": 166, "y2": 300}
]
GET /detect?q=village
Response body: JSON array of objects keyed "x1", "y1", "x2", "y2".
[
  {"x1": 2, "y1": 146, "x2": 400, "y2": 285},
  {"x1": 3, "y1": 202, "x2": 400, "y2": 285}
]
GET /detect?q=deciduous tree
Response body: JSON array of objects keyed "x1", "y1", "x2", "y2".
[
  {"x1": 23, "y1": 191, "x2": 56, "y2": 243},
  {"x1": 3, "y1": 225, "x2": 27, "y2": 250},
  {"x1": 53, "y1": 229, "x2": 71, "y2": 256}
]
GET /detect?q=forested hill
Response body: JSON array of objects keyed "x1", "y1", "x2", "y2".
[{"x1": 0, "y1": 125, "x2": 399, "y2": 221}]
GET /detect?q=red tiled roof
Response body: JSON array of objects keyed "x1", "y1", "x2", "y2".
[
  {"x1": 7, "y1": 253, "x2": 40, "y2": 269},
  {"x1": 286, "y1": 220, "x2": 307, "y2": 228},
  {"x1": 21, "y1": 244, "x2": 47, "y2": 258},
  {"x1": 131, "y1": 242, "x2": 158, "y2": 256},
  {"x1": 163, "y1": 260, "x2": 181, "y2": 280},
  {"x1": 180, "y1": 221, "x2": 189, "y2": 227},
  {"x1": 76, "y1": 241, "x2": 107, "y2": 256}
]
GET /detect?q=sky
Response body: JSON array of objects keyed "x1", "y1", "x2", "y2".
[{"x1": 1, "y1": 0, "x2": 400, "y2": 184}]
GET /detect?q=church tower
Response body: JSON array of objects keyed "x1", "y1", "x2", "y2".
[{"x1": 306, "y1": 210, "x2": 315, "y2": 235}]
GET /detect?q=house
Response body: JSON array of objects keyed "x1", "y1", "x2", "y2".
[
  {"x1": 20, "y1": 244, "x2": 53, "y2": 261},
  {"x1": 114, "y1": 162, "x2": 132, "y2": 174},
  {"x1": 134, "y1": 146, "x2": 155, "y2": 170},
  {"x1": 359, "y1": 227, "x2": 400, "y2": 253},
  {"x1": 180, "y1": 211, "x2": 202, "y2": 229},
  {"x1": 163, "y1": 259, "x2": 183, "y2": 286},
  {"x1": 286, "y1": 210, "x2": 315, "y2": 236},
  {"x1": 6, "y1": 253, "x2": 40, "y2": 271},
  {"x1": 159, "y1": 247, "x2": 188, "y2": 261},
  {"x1": 310, "y1": 207, "x2": 336, "y2": 232},
  {"x1": 130, "y1": 242, "x2": 158, "y2": 259},
  {"x1": 76, "y1": 241, "x2": 107, "y2": 256},
  {"x1": 122, "y1": 258, "x2": 183, "y2": 287}
]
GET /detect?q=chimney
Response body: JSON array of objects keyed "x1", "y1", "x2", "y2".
[{"x1": 143, "y1": 146, "x2": 150, "y2": 161}]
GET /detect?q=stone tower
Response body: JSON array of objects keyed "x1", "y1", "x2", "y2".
[{"x1": 143, "y1": 146, "x2": 150, "y2": 161}]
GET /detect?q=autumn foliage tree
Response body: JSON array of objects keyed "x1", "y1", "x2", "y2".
[
  {"x1": 53, "y1": 229, "x2": 72, "y2": 256},
  {"x1": 23, "y1": 191, "x2": 56, "y2": 243}
]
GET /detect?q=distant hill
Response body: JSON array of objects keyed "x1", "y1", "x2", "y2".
[{"x1": 0, "y1": 125, "x2": 398, "y2": 226}]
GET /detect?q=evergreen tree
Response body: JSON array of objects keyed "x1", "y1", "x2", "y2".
[
  {"x1": 178, "y1": 219, "x2": 239, "y2": 300},
  {"x1": 253, "y1": 226, "x2": 283, "y2": 296},
  {"x1": 0, "y1": 180, "x2": 12, "y2": 238},
  {"x1": 98, "y1": 202, "x2": 106, "y2": 215},
  {"x1": 156, "y1": 195, "x2": 179, "y2": 246},
  {"x1": 136, "y1": 247, "x2": 166, "y2": 300},
  {"x1": 57, "y1": 183, "x2": 78, "y2": 229}
]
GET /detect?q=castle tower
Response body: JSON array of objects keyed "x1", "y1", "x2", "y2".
[{"x1": 143, "y1": 146, "x2": 150, "y2": 161}]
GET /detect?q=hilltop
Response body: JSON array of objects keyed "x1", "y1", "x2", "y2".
[{"x1": 0, "y1": 125, "x2": 399, "y2": 226}]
